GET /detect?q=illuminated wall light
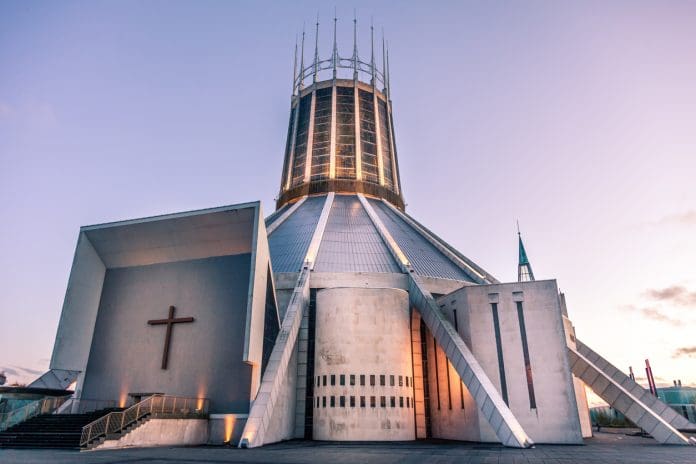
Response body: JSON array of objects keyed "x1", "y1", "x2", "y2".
[
  {"x1": 224, "y1": 415, "x2": 235, "y2": 443},
  {"x1": 119, "y1": 390, "x2": 128, "y2": 408}
]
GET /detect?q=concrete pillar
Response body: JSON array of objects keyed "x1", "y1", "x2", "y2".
[{"x1": 313, "y1": 287, "x2": 415, "y2": 441}]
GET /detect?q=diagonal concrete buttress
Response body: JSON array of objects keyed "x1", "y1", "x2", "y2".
[
  {"x1": 239, "y1": 267, "x2": 310, "y2": 448},
  {"x1": 239, "y1": 194, "x2": 334, "y2": 448},
  {"x1": 358, "y1": 195, "x2": 534, "y2": 448},
  {"x1": 568, "y1": 338, "x2": 694, "y2": 445}
]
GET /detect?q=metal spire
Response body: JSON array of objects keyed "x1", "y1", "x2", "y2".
[
  {"x1": 386, "y1": 40, "x2": 391, "y2": 99},
  {"x1": 370, "y1": 18, "x2": 375, "y2": 87},
  {"x1": 332, "y1": 12, "x2": 338, "y2": 79},
  {"x1": 292, "y1": 35, "x2": 298, "y2": 95},
  {"x1": 381, "y1": 31, "x2": 387, "y2": 92},
  {"x1": 313, "y1": 14, "x2": 320, "y2": 83},
  {"x1": 353, "y1": 12, "x2": 358, "y2": 81},
  {"x1": 517, "y1": 221, "x2": 535, "y2": 282},
  {"x1": 298, "y1": 26, "x2": 306, "y2": 91}
]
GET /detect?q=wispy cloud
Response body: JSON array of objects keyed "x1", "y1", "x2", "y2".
[
  {"x1": 621, "y1": 305, "x2": 680, "y2": 325},
  {"x1": 673, "y1": 346, "x2": 696, "y2": 358},
  {"x1": 654, "y1": 210, "x2": 696, "y2": 226},
  {"x1": 645, "y1": 285, "x2": 696, "y2": 307}
]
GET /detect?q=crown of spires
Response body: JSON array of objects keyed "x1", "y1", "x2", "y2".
[{"x1": 291, "y1": 13, "x2": 391, "y2": 96}]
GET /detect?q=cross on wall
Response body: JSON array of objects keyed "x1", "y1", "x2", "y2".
[{"x1": 148, "y1": 305, "x2": 194, "y2": 370}]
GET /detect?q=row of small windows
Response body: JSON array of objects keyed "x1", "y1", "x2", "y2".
[
  {"x1": 316, "y1": 395, "x2": 412, "y2": 409},
  {"x1": 316, "y1": 374, "x2": 411, "y2": 388}
]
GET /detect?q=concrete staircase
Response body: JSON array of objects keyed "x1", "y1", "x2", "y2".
[
  {"x1": 569, "y1": 339, "x2": 695, "y2": 445},
  {"x1": 0, "y1": 408, "x2": 122, "y2": 449}
]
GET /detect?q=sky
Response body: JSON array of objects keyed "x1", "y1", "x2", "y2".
[{"x1": 1, "y1": 1, "x2": 695, "y2": 394}]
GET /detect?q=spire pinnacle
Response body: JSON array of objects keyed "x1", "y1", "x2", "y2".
[
  {"x1": 292, "y1": 35, "x2": 298, "y2": 95},
  {"x1": 381, "y1": 30, "x2": 387, "y2": 93},
  {"x1": 370, "y1": 19, "x2": 375, "y2": 86},
  {"x1": 298, "y1": 26, "x2": 306, "y2": 91},
  {"x1": 517, "y1": 222, "x2": 535, "y2": 282},
  {"x1": 313, "y1": 15, "x2": 320, "y2": 84},
  {"x1": 332, "y1": 11, "x2": 338, "y2": 79},
  {"x1": 352, "y1": 12, "x2": 358, "y2": 81}
]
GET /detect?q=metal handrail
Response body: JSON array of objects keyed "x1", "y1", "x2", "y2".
[
  {"x1": 80, "y1": 394, "x2": 209, "y2": 447},
  {"x1": 0, "y1": 396, "x2": 69, "y2": 432}
]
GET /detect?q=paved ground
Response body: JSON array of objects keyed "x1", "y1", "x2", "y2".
[{"x1": 1, "y1": 432, "x2": 695, "y2": 464}]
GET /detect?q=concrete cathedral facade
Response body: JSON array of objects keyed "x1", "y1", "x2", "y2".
[{"x1": 14, "y1": 22, "x2": 694, "y2": 450}]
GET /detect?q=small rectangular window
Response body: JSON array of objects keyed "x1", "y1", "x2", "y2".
[
  {"x1": 360, "y1": 374, "x2": 365, "y2": 386},
  {"x1": 370, "y1": 396, "x2": 376, "y2": 408},
  {"x1": 350, "y1": 396, "x2": 355, "y2": 407},
  {"x1": 406, "y1": 397, "x2": 410, "y2": 408},
  {"x1": 340, "y1": 374, "x2": 345, "y2": 386},
  {"x1": 323, "y1": 396, "x2": 326, "y2": 408},
  {"x1": 317, "y1": 376, "x2": 320, "y2": 387},
  {"x1": 330, "y1": 396, "x2": 335, "y2": 407},
  {"x1": 390, "y1": 396, "x2": 396, "y2": 408},
  {"x1": 370, "y1": 375, "x2": 375, "y2": 386},
  {"x1": 350, "y1": 374, "x2": 355, "y2": 386},
  {"x1": 399, "y1": 396, "x2": 404, "y2": 407},
  {"x1": 390, "y1": 375, "x2": 395, "y2": 386},
  {"x1": 380, "y1": 375, "x2": 385, "y2": 386},
  {"x1": 331, "y1": 374, "x2": 336, "y2": 386},
  {"x1": 406, "y1": 377, "x2": 409, "y2": 387},
  {"x1": 360, "y1": 396, "x2": 366, "y2": 407},
  {"x1": 399, "y1": 375, "x2": 403, "y2": 387},
  {"x1": 339, "y1": 396, "x2": 345, "y2": 407},
  {"x1": 323, "y1": 375, "x2": 327, "y2": 386},
  {"x1": 380, "y1": 396, "x2": 386, "y2": 408},
  {"x1": 316, "y1": 397, "x2": 319, "y2": 407}
]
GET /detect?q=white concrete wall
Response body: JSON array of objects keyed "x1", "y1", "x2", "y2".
[
  {"x1": 50, "y1": 233, "x2": 106, "y2": 396},
  {"x1": 95, "y1": 419, "x2": 208, "y2": 450},
  {"x1": 313, "y1": 287, "x2": 415, "y2": 441},
  {"x1": 438, "y1": 280, "x2": 583, "y2": 444},
  {"x1": 563, "y1": 316, "x2": 593, "y2": 438}
]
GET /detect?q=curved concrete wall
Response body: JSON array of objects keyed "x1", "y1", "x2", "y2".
[{"x1": 313, "y1": 287, "x2": 415, "y2": 441}]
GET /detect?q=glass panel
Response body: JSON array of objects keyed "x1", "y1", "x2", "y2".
[
  {"x1": 358, "y1": 89, "x2": 379, "y2": 184},
  {"x1": 291, "y1": 94, "x2": 313, "y2": 187},
  {"x1": 377, "y1": 98, "x2": 394, "y2": 189},
  {"x1": 335, "y1": 86, "x2": 356, "y2": 179},
  {"x1": 281, "y1": 107, "x2": 296, "y2": 189},
  {"x1": 310, "y1": 87, "x2": 332, "y2": 181}
]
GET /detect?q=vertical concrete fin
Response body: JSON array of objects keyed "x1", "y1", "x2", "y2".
[
  {"x1": 358, "y1": 194, "x2": 534, "y2": 449},
  {"x1": 568, "y1": 340, "x2": 694, "y2": 445},
  {"x1": 238, "y1": 267, "x2": 311, "y2": 448}
]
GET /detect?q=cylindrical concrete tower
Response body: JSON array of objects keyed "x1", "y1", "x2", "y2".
[
  {"x1": 277, "y1": 19, "x2": 404, "y2": 211},
  {"x1": 313, "y1": 288, "x2": 415, "y2": 441}
]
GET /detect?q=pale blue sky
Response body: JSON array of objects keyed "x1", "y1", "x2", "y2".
[{"x1": 1, "y1": 1, "x2": 695, "y2": 389}]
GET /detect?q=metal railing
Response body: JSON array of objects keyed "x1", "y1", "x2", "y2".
[
  {"x1": 0, "y1": 396, "x2": 69, "y2": 432},
  {"x1": 80, "y1": 394, "x2": 209, "y2": 447}
]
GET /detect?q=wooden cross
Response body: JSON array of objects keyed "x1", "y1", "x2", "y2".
[{"x1": 148, "y1": 305, "x2": 194, "y2": 370}]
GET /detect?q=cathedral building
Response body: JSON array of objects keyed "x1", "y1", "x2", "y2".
[{"x1": 6, "y1": 20, "x2": 694, "y2": 450}]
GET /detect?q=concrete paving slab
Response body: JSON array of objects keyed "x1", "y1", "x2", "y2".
[{"x1": 1, "y1": 434, "x2": 695, "y2": 464}]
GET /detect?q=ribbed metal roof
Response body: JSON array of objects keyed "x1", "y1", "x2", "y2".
[
  {"x1": 367, "y1": 199, "x2": 475, "y2": 282},
  {"x1": 268, "y1": 196, "x2": 325, "y2": 273},
  {"x1": 314, "y1": 195, "x2": 401, "y2": 273},
  {"x1": 264, "y1": 202, "x2": 290, "y2": 228},
  {"x1": 266, "y1": 194, "x2": 479, "y2": 282}
]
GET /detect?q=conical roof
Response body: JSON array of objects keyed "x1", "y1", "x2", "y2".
[{"x1": 266, "y1": 194, "x2": 495, "y2": 284}]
